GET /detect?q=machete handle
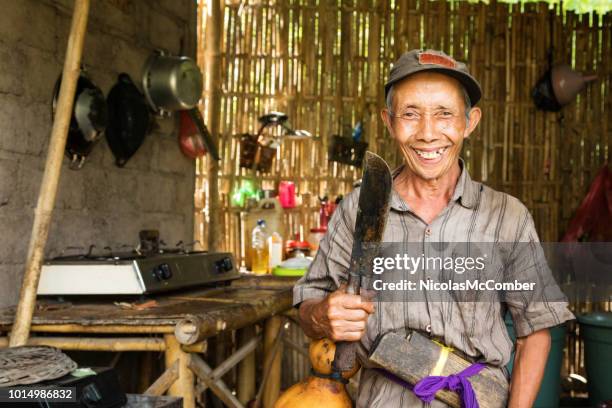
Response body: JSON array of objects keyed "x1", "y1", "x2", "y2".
[
  {"x1": 332, "y1": 273, "x2": 360, "y2": 372},
  {"x1": 333, "y1": 339, "x2": 359, "y2": 373}
]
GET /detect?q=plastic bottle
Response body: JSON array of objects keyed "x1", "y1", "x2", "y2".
[
  {"x1": 252, "y1": 219, "x2": 269, "y2": 275},
  {"x1": 268, "y1": 232, "x2": 283, "y2": 272}
]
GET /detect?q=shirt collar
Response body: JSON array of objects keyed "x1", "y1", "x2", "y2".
[{"x1": 389, "y1": 158, "x2": 478, "y2": 212}]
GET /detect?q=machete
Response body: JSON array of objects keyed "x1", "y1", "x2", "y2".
[{"x1": 332, "y1": 151, "x2": 393, "y2": 373}]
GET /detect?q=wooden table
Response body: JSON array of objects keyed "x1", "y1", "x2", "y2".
[{"x1": 0, "y1": 275, "x2": 298, "y2": 408}]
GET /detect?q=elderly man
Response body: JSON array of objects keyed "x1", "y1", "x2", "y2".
[{"x1": 294, "y1": 49, "x2": 574, "y2": 407}]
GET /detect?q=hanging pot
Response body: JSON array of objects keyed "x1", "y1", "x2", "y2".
[
  {"x1": 51, "y1": 71, "x2": 107, "y2": 169},
  {"x1": 105, "y1": 73, "x2": 151, "y2": 167},
  {"x1": 532, "y1": 64, "x2": 597, "y2": 112},
  {"x1": 142, "y1": 50, "x2": 203, "y2": 115},
  {"x1": 551, "y1": 64, "x2": 597, "y2": 106}
]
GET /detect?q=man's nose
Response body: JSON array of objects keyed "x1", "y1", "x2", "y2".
[{"x1": 417, "y1": 116, "x2": 438, "y2": 142}]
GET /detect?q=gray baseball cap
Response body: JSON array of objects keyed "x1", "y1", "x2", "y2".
[{"x1": 385, "y1": 49, "x2": 482, "y2": 106}]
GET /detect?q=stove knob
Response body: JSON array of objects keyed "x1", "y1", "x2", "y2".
[
  {"x1": 153, "y1": 263, "x2": 172, "y2": 281},
  {"x1": 215, "y1": 257, "x2": 233, "y2": 273}
]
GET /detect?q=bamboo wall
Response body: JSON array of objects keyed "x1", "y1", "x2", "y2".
[
  {"x1": 195, "y1": 0, "x2": 610, "y2": 254},
  {"x1": 194, "y1": 0, "x2": 610, "y2": 387}
]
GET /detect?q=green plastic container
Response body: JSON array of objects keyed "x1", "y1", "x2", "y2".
[
  {"x1": 505, "y1": 314, "x2": 566, "y2": 408},
  {"x1": 577, "y1": 312, "x2": 612, "y2": 406}
]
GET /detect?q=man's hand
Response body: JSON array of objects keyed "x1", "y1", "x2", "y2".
[
  {"x1": 298, "y1": 286, "x2": 375, "y2": 341},
  {"x1": 508, "y1": 328, "x2": 551, "y2": 408}
]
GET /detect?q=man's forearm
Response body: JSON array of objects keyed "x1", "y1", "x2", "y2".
[{"x1": 508, "y1": 328, "x2": 551, "y2": 408}]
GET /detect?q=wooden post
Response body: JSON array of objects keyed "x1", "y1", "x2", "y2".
[
  {"x1": 237, "y1": 325, "x2": 257, "y2": 404},
  {"x1": 164, "y1": 334, "x2": 195, "y2": 408},
  {"x1": 262, "y1": 316, "x2": 283, "y2": 408},
  {"x1": 204, "y1": 0, "x2": 223, "y2": 252},
  {"x1": 9, "y1": 0, "x2": 90, "y2": 347}
]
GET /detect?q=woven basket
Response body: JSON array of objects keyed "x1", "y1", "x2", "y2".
[{"x1": 0, "y1": 346, "x2": 77, "y2": 387}]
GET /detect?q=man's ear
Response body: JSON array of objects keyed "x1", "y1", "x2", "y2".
[
  {"x1": 381, "y1": 109, "x2": 394, "y2": 138},
  {"x1": 464, "y1": 107, "x2": 482, "y2": 139}
]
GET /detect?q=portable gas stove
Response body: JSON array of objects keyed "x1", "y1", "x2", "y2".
[{"x1": 37, "y1": 231, "x2": 239, "y2": 295}]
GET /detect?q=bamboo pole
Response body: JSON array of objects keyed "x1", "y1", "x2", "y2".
[
  {"x1": 262, "y1": 316, "x2": 283, "y2": 408},
  {"x1": 145, "y1": 361, "x2": 180, "y2": 396},
  {"x1": 0, "y1": 336, "x2": 165, "y2": 351},
  {"x1": 189, "y1": 353, "x2": 244, "y2": 408},
  {"x1": 2, "y1": 324, "x2": 174, "y2": 334},
  {"x1": 199, "y1": 333, "x2": 261, "y2": 393},
  {"x1": 237, "y1": 325, "x2": 257, "y2": 404},
  {"x1": 253, "y1": 321, "x2": 284, "y2": 408},
  {"x1": 174, "y1": 296, "x2": 292, "y2": 345},
  {"x1": 204, "y1": 0, "x2": 223, "y2": 252},
  {"x1": 182, "y1": 341, "x2": 208, "y2": 353},
  {"x1": 9, "y1": 0, "x2": 90, "y2": 347},
  {"x1": 165, "y1": 334, "x2": 195, "y2": 408}
]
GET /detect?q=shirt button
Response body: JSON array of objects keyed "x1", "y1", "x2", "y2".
[{"x1": 425, "y1": 228, "x2": 432, "y2": 236}]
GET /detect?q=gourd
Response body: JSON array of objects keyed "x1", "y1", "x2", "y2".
[{"x1": 274, "y1": 338, "x2": 358, "y2": 408}]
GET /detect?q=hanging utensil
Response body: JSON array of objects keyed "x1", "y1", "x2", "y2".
[
  {"x1": 105, "y1": 73, "x2": 151, "y2": 167},
  {"x1": 531, "y1": 14, "x2": 597, "y2": 112},
  {"x1": 187, "y1": 108, "x2": 219, "y2": 160},
  {"x1": 142, "y1": 50, "x2": 203, "y2": 115},
  {"x1": 51, "y1": 71, "x2": 107, "y2": 169}
]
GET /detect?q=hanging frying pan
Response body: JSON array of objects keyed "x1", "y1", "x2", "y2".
[
  {"x1": 105, "y1": 73, "x2": 151, "y2": 167},
  {"x1": 178, "y1": 109, "x2": 207, "y2": 159},
  {"x1": 51, "y1": 72, "x2": 107, "y2": 169}
]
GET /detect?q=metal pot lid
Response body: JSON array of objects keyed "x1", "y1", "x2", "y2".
[{"x1": 105, "y1": 73, "x2": 151, "y2": 167}]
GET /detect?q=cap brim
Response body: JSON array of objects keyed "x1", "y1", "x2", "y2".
[{"x1": 385, "y1": 67, "x2": 482, "y2": 106}]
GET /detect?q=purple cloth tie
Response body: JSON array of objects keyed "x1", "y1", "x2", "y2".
[{"x1": 412, "y1": 362, "x2": 486, "y2": 408}]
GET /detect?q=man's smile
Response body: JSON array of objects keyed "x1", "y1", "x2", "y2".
[{"x1": 411, "y1": 145, "x2": 451, "y2": 163}]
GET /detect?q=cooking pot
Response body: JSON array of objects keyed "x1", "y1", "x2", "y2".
[
  {"x1": 52, "y1": 71, "x2": 107, "y2": 169},
  {"x1": 142, "y1": 50, "x2": 203, "y2": 114},
  {"x1": 532, "y1": 64, "x2": 597, "y2": 112},
  {"x1": 106, "y1": 73, "x2": 151, "y2": 167}
]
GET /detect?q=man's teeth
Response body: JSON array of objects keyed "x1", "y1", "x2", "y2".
[{"x1": 414, "y1": 147, "x2": 448, "y2": 159}]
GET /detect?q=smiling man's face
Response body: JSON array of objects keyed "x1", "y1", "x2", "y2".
[{"x1": 382, "y1": 71, "x2": 481, "y2": 181}]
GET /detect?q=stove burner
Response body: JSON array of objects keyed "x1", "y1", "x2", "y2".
[{"x1": 53, "y1": 241, "x2": 206, "y2": 262}]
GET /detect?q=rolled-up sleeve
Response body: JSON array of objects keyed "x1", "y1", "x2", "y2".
[
  {"x1": 504, "y1": 209, "x2": 575, "y2": 337},
  {"x1": 293, "y1": 189, "x2": 358, "y2": 307}
]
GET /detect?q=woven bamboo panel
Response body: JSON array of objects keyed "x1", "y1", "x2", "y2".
[
  {"x1": 194, "y1": 0, "x2": 610, "y2": 386},
  {"x1": 195, "y1": 0, "x2": 610, "y2": 253}
]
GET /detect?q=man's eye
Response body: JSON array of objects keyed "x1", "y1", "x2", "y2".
[
  {"x1": 402, "y1": 112, "x2": 416, "y2": 118},
  {"x1": 441, "y1": 111, "x2": 453, "y2": 117}
]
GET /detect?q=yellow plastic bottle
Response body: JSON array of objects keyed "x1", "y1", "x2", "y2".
[{"x1": 251, "y1": 219, "x2": 269, "y2": 275}]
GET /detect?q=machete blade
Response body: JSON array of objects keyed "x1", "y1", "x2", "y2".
[
  {"x1": 346, "y1": 151, "x2": 393, "y2": 295},
  {"x1": 333, "y1": 151, "x2": 393, "y2": 373}
]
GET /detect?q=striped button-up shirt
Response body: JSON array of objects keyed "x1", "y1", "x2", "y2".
[{"x1": 293, "y1": 160, "x2": 574, "y2": 407}]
